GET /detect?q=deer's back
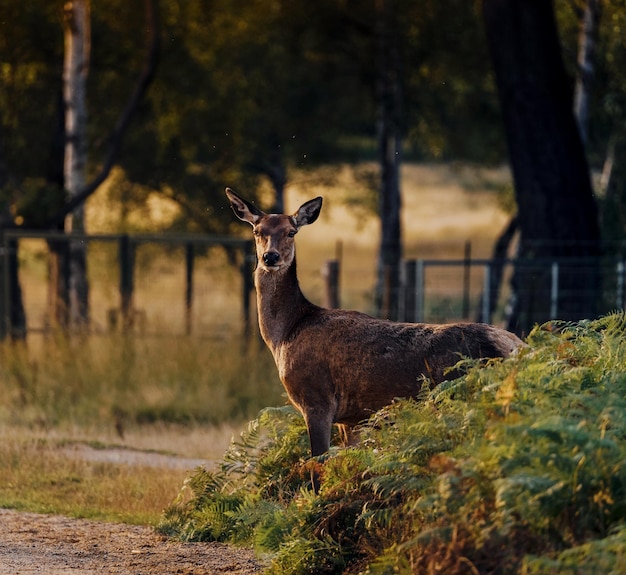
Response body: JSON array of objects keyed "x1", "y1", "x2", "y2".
[{"x1": 276, "y1": 307, "x2": 523, "y2": 426}]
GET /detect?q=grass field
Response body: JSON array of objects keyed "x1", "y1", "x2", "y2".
[
  {"x1": 0, "y1": 334, "x2": 281, "y2": 524},
  {"x1": 1, "y1": 162, "x2": 513, "y2": 525},
  {"x1": 0, "y1": 422, "x2": 241, "y2": 525}
]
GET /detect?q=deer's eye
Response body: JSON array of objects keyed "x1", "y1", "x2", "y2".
[
  {"x1": 287, "y1": 230, "x2": 296, "y2": 238},
  {"x1": 253, "y1": 229, "x2": 261, "y2": 237}
]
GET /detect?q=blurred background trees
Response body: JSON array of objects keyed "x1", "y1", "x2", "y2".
[{"x1": 1, "y1": 0, "x2": 625, "y2": 335}]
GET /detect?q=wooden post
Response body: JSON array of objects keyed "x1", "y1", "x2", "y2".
[
  {"x1": 0, "y1": 234, "x2": 7, "y2": 340},
  {"x1": 617, "y1": 260, "x2": 625, "y2": 310},
  {"x1": 462, "y1": 240, "x2": 471, "y2": 319},
  {"x1": 323, "y1": 260, "x2": 340, "y2": 309},
  {"x1": 119, "y1": 235, "x2": 134, "y2": 332},
  {"x1": 416, "y1": 260, "x2": 425, "y2": 322},
  {"x1": 185, "y1": 242, "x2": 194, "y2": 335},
  {"x1": 482, "y1": 263, "x2": 491, "y2": 324},
  {"x1": 241, "y1": 240, "x2": 255, "y2": 339},
  {"x1": 550, "y1": 261, "x2": 559, "y2": 319},
  {"x1": 403, "y1": 260, "x2": 417, "y2": 323}
]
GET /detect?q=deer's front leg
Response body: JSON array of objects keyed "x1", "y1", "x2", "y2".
[{"x1": 303, "y1": 407, "x2": 334, "y2": 493}]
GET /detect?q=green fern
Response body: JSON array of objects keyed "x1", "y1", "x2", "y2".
[{"x1": 161, "y1": 312, "x2": 626, "y2": 574}]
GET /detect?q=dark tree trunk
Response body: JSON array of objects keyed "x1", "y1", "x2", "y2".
[
  {"x1": 46, "y1": 93, "x2": 71, "y2": 330},
  {"x1": 574, "y1": 0, "x2": 601, "y2": 147},
  {"x1": 265, "y1": 148, "x2": 287, "y2": 214},
  {"x1": 602, "y1": 137, "x2": 626, "y2": 244},
  {"x1": 375, "y1": 0, "x2": 403, "y2": 320},
  {"x1": 0, "y1": 128, "x2": 26, "y2": 340},
  {"x1": 483, "y1": 0, "x2": 601, "y2": 335}
]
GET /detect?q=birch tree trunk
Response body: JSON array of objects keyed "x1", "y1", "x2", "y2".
[
  {"x1": 374, "y1": 0, "x2": 403, "y2": 321},
  {"x1": 63, "y1": 0, "x2": 90, "y2": 329}
]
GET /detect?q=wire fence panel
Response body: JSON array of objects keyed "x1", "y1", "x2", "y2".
[{"x1": 400, "y1": 258, "x2": 626, "y2": 327}]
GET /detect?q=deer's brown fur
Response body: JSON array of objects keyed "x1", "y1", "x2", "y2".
[{"x1": 226, "y1": 188, "x2": 525, "y2": 486}]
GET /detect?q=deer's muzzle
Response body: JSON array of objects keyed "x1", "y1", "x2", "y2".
[{"x1": 263, "y1": 251, "x2": 280, "y2": 267}]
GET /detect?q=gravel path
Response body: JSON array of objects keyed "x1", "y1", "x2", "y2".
[{"x1": 0, "y1": 509, "x2": 263, "y2": 574}]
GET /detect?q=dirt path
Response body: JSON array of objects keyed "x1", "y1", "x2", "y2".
[{"x1": 0, "y1": 509, "x2": 263, "y2": 574}]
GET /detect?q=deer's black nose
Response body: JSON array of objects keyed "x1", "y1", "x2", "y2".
[{"x1": 263, "y1": 251, "x2": 280, "y2": 266}]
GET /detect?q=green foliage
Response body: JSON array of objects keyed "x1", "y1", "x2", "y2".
[{"x1": 161, "y1": 313, "x2": 626, "y2": 574}]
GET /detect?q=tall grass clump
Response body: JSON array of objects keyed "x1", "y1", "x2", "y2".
[
  {"x1": 0, "y1": 334, "x2": 281, "y2": 430},
  {"x1": 160, "y1": 312, "x2": 626, "y2": 574}
]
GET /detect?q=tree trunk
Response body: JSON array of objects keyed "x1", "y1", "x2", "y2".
[
  {"x1": 483, "y1": 0, "x2": 602, "y2": 335},
  {"x1": 602, "y1": 136, "x2": 626, "y2": 244},
  {"x1": 46, "y1": 93, "x2": 71, "y2": 330},
  {"x1": 0, "y1": 124, "x2": 26, "y2": 340},
  {"x1": 574, "y1": 0, "x2": 601, "y2": 147},
  {"x1": 265, "y1": 148, "x2": 287, "y2": 213},
  {"x1": 63, "y1": 0, "x2": 91, "y2": 329},
  {"x1": 374, "y1": 0, "x2": 403, "y2": 320}
]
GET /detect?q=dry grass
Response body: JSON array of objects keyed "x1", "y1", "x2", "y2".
[
  {"x1": 0, "y1": 422, "x2": 243, "y2": 525},
  {"x1": 0, "y1": 333, "x2": 280, "y2": 525}
]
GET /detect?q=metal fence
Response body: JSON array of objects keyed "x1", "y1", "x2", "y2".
[{"x1": 394, "y1": 257, "x2": 625, "y2": 326}]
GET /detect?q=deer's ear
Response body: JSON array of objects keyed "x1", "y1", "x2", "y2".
[
  {"x1": 294, "y1": 196, "x2": 323, "y2": 228},
  {"x1": 225, "y1": 188, "x2": 265, "y2": 225}
]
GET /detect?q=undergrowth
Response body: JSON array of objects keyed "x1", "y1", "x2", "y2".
[{"x1": 160, "y1": 312, "x2": 626, "y2": 574}]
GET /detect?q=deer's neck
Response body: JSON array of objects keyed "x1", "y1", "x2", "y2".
[{"x1": 255, "y1": 258, "x2": 314, "y2": 353}]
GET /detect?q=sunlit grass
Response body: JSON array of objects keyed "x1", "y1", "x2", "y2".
[
  {"x1": 0, "y1": 333, "x2": 282, "y2": 430},
  {"x1": 0, "y1": 431, "x2": 190, "y2": 525},
  {"x1": 0, "y1": 333, "x2": 283, "y2": 524}
]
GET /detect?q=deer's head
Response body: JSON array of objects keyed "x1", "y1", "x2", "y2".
[{"x1": 226, "y1": 188, "x2": 323, "y2": 272}]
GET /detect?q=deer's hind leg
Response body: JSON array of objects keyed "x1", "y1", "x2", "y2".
[{"x1": 337, "y1": 423, "x2": 359, "y2": 447}]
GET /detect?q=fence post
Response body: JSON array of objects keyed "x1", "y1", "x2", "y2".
[
  {"x1": 323, "y1": 260, "x2": 340, "y2": 309},
  {"x1": 481, "y1": 263, "x2": 491, "y2": 324},
  {"x1": 241, "y1": 240, "x2": 255, "y2": 339},
  {"x1": 0, "y1": 233, "x2": 7, "y2": 340},
  {"x1": 403, "y1": 260, "x2": 417, "y2": 323},
  {"x1": 550, "y1": 261, "x2": 559, "y2": 319},
  {"x1": 462, "y1": 240, "x2": 471, "y2": 319},
  {"x1": 617, "y1": 260, "x2": 625, "y2": 310},
  {"x1": 416, "y1": 260, "x2": 425, "y2": 322},
  {"x1": 119, "y1": 235, "x2": 134, "y2": 332},
  {"x1": 185, "y1": 242, "x2": 194, "y2": 335}
]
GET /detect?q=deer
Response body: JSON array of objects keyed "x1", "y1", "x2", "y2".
[{"x1": 225, "y1": 187, "x2": 525, "y2": 490}]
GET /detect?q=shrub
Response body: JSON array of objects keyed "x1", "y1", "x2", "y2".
[{"x1": 160, "y1": 312, "x2": 626, "y2": 574}]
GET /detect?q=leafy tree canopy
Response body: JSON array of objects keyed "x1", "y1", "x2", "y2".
[{"x1": 0, "y1": 0, "x2": 624, "y2": 235}]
